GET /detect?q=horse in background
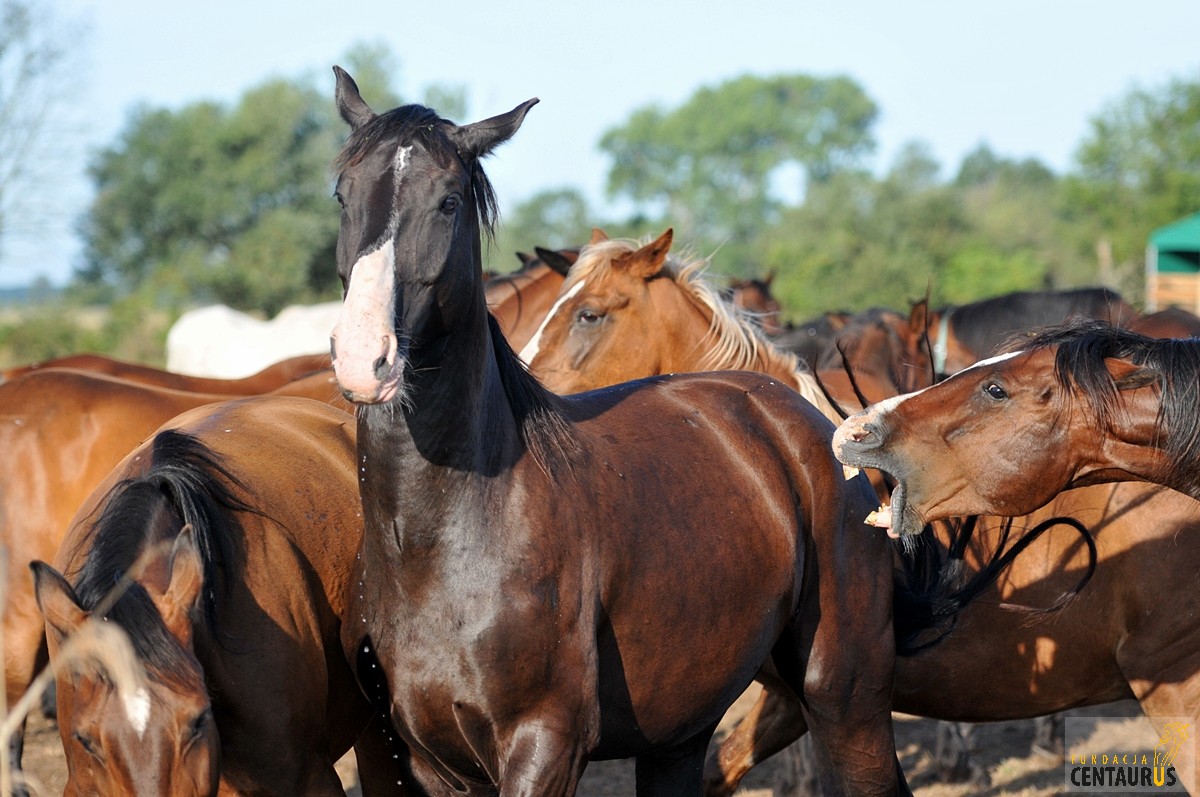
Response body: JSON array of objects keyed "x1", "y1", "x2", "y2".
[
  {"x1": 912, "y1": 287, "x2": 1136, "y2": 375},
  {"x1": 166, "y1": 302, "x2": 342, "y2": 378},
  {"x1": 34, "y1": 397, "x2": 406, "y2": 795},
  {"x1": 485, "y1": 244, "x2": 579, "y2": 353},
  {"x1": 726, "y1": 271, "x2": 785, "y2": 337},
  {"x1": 1, "y1": 352, "x2": 330, "y2": 392}
]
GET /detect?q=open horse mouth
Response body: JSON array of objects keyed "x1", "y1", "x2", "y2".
[{"x1": 833, "y1": 410, "x2": 926, "y2": 538}]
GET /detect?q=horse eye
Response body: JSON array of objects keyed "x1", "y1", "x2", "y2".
[
  {"x1": 333, "y1": 192, "x2": 346, "y2": 209},
  {"x1": 575, "y1": 309, "x2": 603, "y2": 326},
  {"x1": 984, "y1": 382, "x2": 1008, "y2": 400},
  {"x1": 73, "y1": 731, "x2": 102, "y2": 760},
  {"x1": 440, "y1": 195, "x2": 460, "y2": 214},
  {"x1": 187, "y1": 709, "x2": 212, "y2": 743}
]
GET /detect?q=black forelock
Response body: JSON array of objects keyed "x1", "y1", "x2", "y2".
[{"x1": 334, "y1": 103, "x2": 501, "y2": 241}]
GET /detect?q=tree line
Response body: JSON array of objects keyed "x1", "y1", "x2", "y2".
[{"x1": 2, "y1": 32, "x2": 1199, "y2": 365}]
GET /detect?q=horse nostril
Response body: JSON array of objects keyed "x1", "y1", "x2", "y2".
[{"x1": 329, "y1": 338, "x2": 338, "y2": 362}]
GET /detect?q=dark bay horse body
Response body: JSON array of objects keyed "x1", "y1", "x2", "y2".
[
  {"x1": 509, "y1": 239, "x2": 1153, "y2": 792},
  {"x1": 918, "y1": 287, "x2": 1136, "y2": 375},
  {"x1": 0, "y1": 368, "x2": 348, "y2": 782},
  {"x1": 33, "y1": 396, "x2": 404, "y2": 795},
  {"x1": 0, "y1": 352, "x2": 330, "y2": 392},
  {"x1": 327, "y1": 67, "x2": 908, "y2": 795}
]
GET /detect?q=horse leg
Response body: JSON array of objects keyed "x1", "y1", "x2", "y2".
[
  {"x1": 1124, "y1": 670, "x2": 1200, "y2": 794},
  {"x1": 634, "y1": 723, "x2": 717, "y2": 796},
  {"x1": 3, "y1": 614, "x2": 45, "y2": 797},
  {"x1": 352, "y1": 711, "x2": 413, "y2": 796},
  {"x1": 1030, "y1": 713, "x2": 1063, "y2": 758},
  {"x1": 703, "y1": 682, "x2": 808, "y2": 797},
  {"x1": 931, "y1": 722, "x2": 989, "y2": 786},
  {"x1": 495, "y1": 718, "x2": 588, "y2": 797}
]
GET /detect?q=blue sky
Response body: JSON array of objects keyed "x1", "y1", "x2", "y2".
[{"x1": 5, "y1": 0, "x2": 1199, "y2": 288}]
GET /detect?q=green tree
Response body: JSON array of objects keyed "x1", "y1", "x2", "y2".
[
  {"x1": 77, "y1": 43, "x2": 412, "y2": 315},
  {"x1": 598, "y1": 73, "x2": 877, "y2": 267},
  {"x1": 489, "y1": 188, "x2": 594, "y2": 272},
  {"x1": 1063, "y1": 72, "x2": 1200, "y2": 300}
]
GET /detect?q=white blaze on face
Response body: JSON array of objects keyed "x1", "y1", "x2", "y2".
[
  {"x1": 330, "y1": 144, "x2": 412, "y2": 401},
  {"x1": 518, "y1": 279, "x2": 586, "y2": 364},
  {"x1": 332, "y1": 238, "x2": 399, "y2": 398},
  {"x1": 124, "y1": 686, "x2": 151, "y2": 739}
]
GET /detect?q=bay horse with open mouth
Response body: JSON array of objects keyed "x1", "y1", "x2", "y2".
[
  {"x1": 327, "y1": 66, "x2": 909, "y2": 795},
  {"x1": 833, "y1": 318, "x2": 1200, "y2": 535},
  {"x1": 32, "y1": 396, "x2": 406, "y2": 795}
]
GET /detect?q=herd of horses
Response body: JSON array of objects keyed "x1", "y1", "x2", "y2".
[{"x1": 2, "y1": 67, "x2": 1199, "y2": 796}]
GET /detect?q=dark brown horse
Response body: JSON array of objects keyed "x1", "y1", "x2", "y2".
[
  {"x1": 33, "y1": 396, "x2": 405, "y2": 795},
  {"x1": 914, "y1": 287, "x2": 1136, "y2": 375},
  {"x1": 0, "y1": 352, "x2": 331, "y2": 392},
  {"x1": 0, "y1": 368, "x2": 348, "y2": 785},
  {"x1": 327, "y1": 67, "x2": 909, "y2": 795},
  {"x1": 833, "y1": 318, "x2": 1200, "y2": 535}
]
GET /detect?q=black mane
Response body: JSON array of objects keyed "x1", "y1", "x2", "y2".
[
  {"x1": 335, "y1": 103, "x2": 501, "y2": 241},
  {"x1": 1015, "y1": 318, "x2": 1200, "y2": 479},
  {"x1": 67, "y1": 430, "x2": 253, "y2": 685},
  {"x1": 949, "y1": 288, "x2": 1129, "y2": 360}
]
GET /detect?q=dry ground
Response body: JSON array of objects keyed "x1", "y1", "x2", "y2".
[{"x1": 18, "y1": 689, "x2": 1156, "y2": 796}]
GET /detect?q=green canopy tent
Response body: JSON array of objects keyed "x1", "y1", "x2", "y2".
[{"x1": 1147, "y1": 212, "x2": 1200, "y2": 311}]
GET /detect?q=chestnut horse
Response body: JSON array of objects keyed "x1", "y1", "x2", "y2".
[
  {"x1": 520, "y1": 229, "x2": 851, "y2": 423},
  {"x1": 0, "y1": 352, "x2": 330, "y2": 392},
  {"x1": 0, "y1": 368, "x2": 348, "y2": 784},
  {"x1": 327, "y1": 67, "x2": 908, "y2": 795},
  {"x1": 833, "y1": 318, "x2": 1200, "y2": 535},
  {"x1": 32, "y1": 396, "x2": 405, "y2": 795}
]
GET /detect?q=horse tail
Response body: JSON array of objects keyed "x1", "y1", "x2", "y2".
[
  {"x1": 67, "y1": 428, "x2": 256, "y2": 644},
  {"x1": 892, "y1": 514, "x2": 1097, "y2": 656}
]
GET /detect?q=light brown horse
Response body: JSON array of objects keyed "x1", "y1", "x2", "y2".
[
  {"x1": 327, "y1": 67, "x2": 909, "y2": 795},
  {"x1": 520, "y1": 229, "x2": 855, "y2": 422},
  {"x1": 33, "y1": 396, "x2": 406, "y2": 795},
  {"x1": 0, "y1": 352, "x2": 330, "y2": 392},
  {"x1": 0, "y1": 368, "x2": 348, "y2": 784}
]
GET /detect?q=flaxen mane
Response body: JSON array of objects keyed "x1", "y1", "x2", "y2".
[{"x1": 566, "y1": 238, "x2": 842, "y2": 423}]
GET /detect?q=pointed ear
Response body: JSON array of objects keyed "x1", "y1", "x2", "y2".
[
  {"x1": 908, "y1": 299, "x2": 930, "y2": 336},
  {"x1": 616, "y1": 229, "x2": 673, "y2": 280},
  {"x1": 515, "y1": 251, "x2": 535, "y2": 268},
  {"x1": 451, "y1": 98, "x2": 539, "y2": 160},
  {"x1": 588, "y1": 228, "x2": 609, "y2": 246},
  {"x1": 32, "y1": 561, "x2": 87, "y2": 642},
  {"x1": 147, "y1": 527, "x2": 205, "y2": 647},
  {"x1": 763, "y1": 269, "x2": 776, "y2": 286},
  {"x1": 535, "y1": 247, "x2": 577, "y2": 277},
  {"x1": 1106, "y1": 358, "x2": 1160, "y2": 391},
  {"x1": 333, "y1": 65, "x2": 377, "y2": 131}
]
